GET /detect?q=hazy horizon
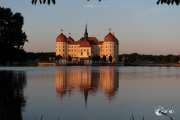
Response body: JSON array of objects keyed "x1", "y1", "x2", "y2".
[{"x1": 2, "y1": 0, "x2": 180, "y2": 55}]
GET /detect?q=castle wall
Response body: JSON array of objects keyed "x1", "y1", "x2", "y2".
[
  {"x1": 56, "y1": 42, "x2": 67, "y2": 57},
  {"x1": 67, "y1": 44, "x2": 79, "y2": 58},
  {"x1": 78, "y1": 47, "x2": 91, "y2": 58},
  {"x1": 99, "y1": 41, "x2": 118, "y2": 62}
]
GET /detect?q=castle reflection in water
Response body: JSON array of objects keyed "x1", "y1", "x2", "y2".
[{"x1": 55, "y1": 67, "x2": 119, "y2": 105}]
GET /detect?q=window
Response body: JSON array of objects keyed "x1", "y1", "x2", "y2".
[{"x1": 87, "y1": 51, "x2": 89, "y2": 56}]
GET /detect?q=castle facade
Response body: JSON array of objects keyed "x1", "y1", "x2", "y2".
[{"x1": 56, "y1": 25, "x2": 119, "y2": 63}]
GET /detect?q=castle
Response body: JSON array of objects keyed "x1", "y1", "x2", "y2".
[{"x1": 56, "y1": 25, "x2": 119, "y2": 63}]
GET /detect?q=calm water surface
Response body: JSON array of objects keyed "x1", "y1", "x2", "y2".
[{"x1": 0, "y1": 66, "x2": 180, "y2": 120}]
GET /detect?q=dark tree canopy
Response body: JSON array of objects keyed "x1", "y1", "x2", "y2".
[
  {"x1": 103, "y1": 55, "x2": 106, "y2": 62},
  {"x1": 31, "y1": 0, "x2": 102, "y2": 5},
  {"x1": 31, "y1": 0, "x2": 180, "y2": 5},
  {"x1": 109, "y1": 55, "x2": 113, "y2": 63},
  {"x1": 32, "y1": 0, "x2": 56, "y2": 5},
  {"x1": 119, "y1": 53, "x2": 180, "y2": 65},
  {"x1": 0, "y1": 7, "x2": 27, "y2": 49},
  {"x1": 0, "y1": 7, "x2": 28, "y2": 64},
  {"x1": 157, "y1": 0, "x2": 180, "y2": 5}
]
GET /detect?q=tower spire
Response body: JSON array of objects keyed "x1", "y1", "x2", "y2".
[
  {"x1": 60, "y1": 28, "x2": 64, "y2": 33},
  {"x1": 84, "y1": 24, "x2": 88, "y2": 40}
]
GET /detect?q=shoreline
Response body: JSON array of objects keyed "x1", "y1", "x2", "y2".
[{"x1": 1, "y1": 63, "x2": 180, "y2": 67}]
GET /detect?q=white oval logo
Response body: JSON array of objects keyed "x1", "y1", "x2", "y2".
[{"x1": 155, "y1": 106, "x2": 175, "y2": 116}]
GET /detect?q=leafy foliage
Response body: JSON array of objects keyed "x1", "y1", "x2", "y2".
[
  {"x1": 0, "y1": 7, "x2": 27, "y2": 49},
  {"x1": 0, "y1": 7, "x2": 28, "y2": 64},
  {"x1": 31, "y1": 0, "x2": 180, "y2": 5},
  {"x1": 31, "y1": 0, "x2": 102, "y2": 5},
  {"x1": 32, "y1": 0, "x2": 56, "y2": 5},
  {"x1": 157, "y1": 0, "x2": 180, "y2": 5},
  {"x1": 119, "y1": 53, "x2": 180, "y2": 65}
]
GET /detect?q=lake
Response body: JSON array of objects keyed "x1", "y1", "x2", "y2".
[{"x1": 0, "y1": 66, "x2": 180, "y2": 120}]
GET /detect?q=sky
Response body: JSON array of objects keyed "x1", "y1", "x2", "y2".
[{"x1": 1, "y1": 0, "x2": 180, "y2": 55}]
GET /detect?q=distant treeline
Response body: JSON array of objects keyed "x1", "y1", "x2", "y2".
[
  {"x1": 119, "y1": 53, "x2": 180, "y2": 65},
  {"x1": 26, "y1": 52, "x2": 55, "y2": 62},
  {"x1": 27, "y1": 52, "x2": 180, "y2": 64},
  {"x1": 1, "y1": 52, "x2": 180, "y2": 66}
]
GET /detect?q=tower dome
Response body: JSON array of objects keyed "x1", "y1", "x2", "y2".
[
  {"x1": 104, "y1": 32, "x2": 116, "y2": 42},
  {"x1": 56, "y1": 33, "x2": 67, "y2": 42},
  {"x1": 79, "y1": 40, "x2": 91, "y2": 47}
]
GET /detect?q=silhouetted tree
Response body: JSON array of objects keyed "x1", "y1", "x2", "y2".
[
  {"x1": 102, "y1": 55, "x2": 106, "y2": 63},
  {"x1": 31, "y1": 0, "x2": 180, "y2": 6},
  {"x1": 0, "y1": 7, "x2": 28, "y2": 64},
  {"x1": 68, "y1": 55, "x2": 72, "y2": 62},
  {"x1": 56, "y1": 55, "x2": 62, "y2": 61},
  {"x1": 92, "y1": 56, "x2": 96, "y2": 63},
  {"x1": 109, "y1": 55, "x2": 113, "y2": 63},
  {"x1": 32, "y1": 0, "x2": 56, "y2": 5},
  {"x1": 92, "y1": 55, "x2": 101, "y2": 63},
  {"x1": 119, "y1": 53, "x2": 180, "y2": 65},
  {"x1": 157, "y1": 0, "x2": 180, "y2": 5},
  {"x1": 31, "y1": 0, "x2": 102, "y2": 5},
  {"x1": 97, "y1": 55, "x2": 101, "y2": 63}
]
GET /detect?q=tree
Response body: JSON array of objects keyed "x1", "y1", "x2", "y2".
[
  {"x1": 92, "y1": 55, "x2": 101, "y2": 63},
  {"x1": 92, "y1": 56, "x2": 96, "y2": 63},
  {"x1": 56, "y1": 55, "x2": 62, "y2": 61},
  {"x1": 68, "y1": 55, "x2": 72, "y2": 62},
  {"x1": 97, "y1": 55, "x2": 101, "y2": 63},
  {"x1": 31, "y1": 0, "x2": 180, "y2": 5},
  {"x1": 0, "y1": 7, "x2": 28, "y2": 64},
  {"x1": 157, "y1": 0, "x2": 180, "y2": 5},
  {"x1": 31, "y1": 0, "x2": 102, "y2": 5},
  {"x1": 102, "y1": 55, "x2": 107, "y2": 63},
  {"x1": 109, "y1": 55, "x2": 113, "y2": 63},
  {"x1": 32, "y1": 0, "x2": 56, "y2": 5}
]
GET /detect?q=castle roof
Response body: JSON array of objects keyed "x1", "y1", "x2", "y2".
[
  {"x1": 56, "y1": 33, "x2": 67, "y2": 42},
  {"x1": 78, "y1": 40, "x2": 91, "y2": 47},
  {"x1": 104, "y1": 32, "x2": 117, "y2": 42},
  {"x1": 56, "y1": 31, "x2": 119, "y2": 45},
  {"x1": 67, "y1": 36, "x2": 75, "y2": 44},
  {"x1": 87, "y1": 37, "x2": 98, "y2": 45},
  {"x1": 98, "y1": 41, "x2": 103, "y2": 45}
]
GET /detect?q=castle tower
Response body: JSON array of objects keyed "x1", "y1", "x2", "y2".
[
  {"x1": 100, "y1": 32, "x2": 119, "y2": 63},
  {"x1": 56, "y1": 32, "x2": 68, "y2": 58}
]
